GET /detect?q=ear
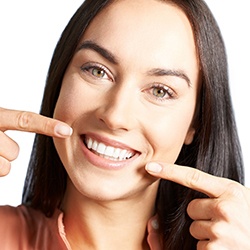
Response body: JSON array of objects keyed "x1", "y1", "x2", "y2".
[{"x1": 184, "y1": 127, "x2": 195, "y2": 145}]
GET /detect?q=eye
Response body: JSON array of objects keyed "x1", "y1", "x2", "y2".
[
  {"x1": 150, "y1": 84, "x2": 175, "y2": 100},
  {"x1": 153, "y1": 87, "x2": 168, "y2": 98},
  {"x1": 81, "y1": 63, "x2": 112, "y2": 81},
  {"x1": 91, "y1": 68, "x2": 107, "y2": 79}
]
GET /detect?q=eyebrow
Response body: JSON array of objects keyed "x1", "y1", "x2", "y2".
[
  {"x1": 147, "y1": 68, "x2": 192, "y2": 87},
  {"x1": 78, "y1": 40, "x2": 191, "y2": 87},
  {"x1": 77, "y1": 40, "x2": 118, "y2": 65}
]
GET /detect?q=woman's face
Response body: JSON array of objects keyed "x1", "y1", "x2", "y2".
[{"x1": 54, "y1": 0, "x2": 200, "y2": 202}]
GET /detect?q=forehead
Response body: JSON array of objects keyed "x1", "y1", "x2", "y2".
[
  {"x1": 81, "y1": 0, "x2": 199, "y2": 82},
  {"x1": 83, "y1": 0, "x2": 195, "y2": 45}
]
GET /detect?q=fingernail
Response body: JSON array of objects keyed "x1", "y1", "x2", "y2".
[
  {"x1": 151, "y1": 218, "x2": 159, "y2": 230},
  {"x1": 146, "y1": 162, "x2": 162, "y2": 173},
  {"x1": 55, "y1": 124, "x2": 73, "y2": 137}
]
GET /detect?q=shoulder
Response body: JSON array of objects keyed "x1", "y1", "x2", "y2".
[
  {"x1": 0, "y1": 204, "x2": 46, "y2": 230},
  {"x1": 0, "y1": 205, "x2": 68, "y2": 249},
  {"x1": 0, "y1": 205, "x2": 27, "y2": 231}
]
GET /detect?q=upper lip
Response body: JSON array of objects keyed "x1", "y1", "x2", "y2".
[{"x1": 81, "y1": 133, "x2": 140, "y2": 154}]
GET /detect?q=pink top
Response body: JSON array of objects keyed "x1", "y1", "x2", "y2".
[{"x1": 0, "y1": 205, "x2": 162, "y2": 249}]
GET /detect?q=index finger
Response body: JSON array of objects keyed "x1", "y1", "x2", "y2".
[
  {"x1": 0, "y1": 107, "x2": 72, "y2": 138},
  {"x1": 146, "y1": 162, "x2": 232, "y2": 198}
]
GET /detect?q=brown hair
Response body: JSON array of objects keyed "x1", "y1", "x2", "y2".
[{"x1": 22, "y1": 1, "x2": 244, "y2": 249}]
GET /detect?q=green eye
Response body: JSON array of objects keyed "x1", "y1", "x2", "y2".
[
  {"x1": 153, "y1": 87, "x2": 167, "y2": 98},
  {"x1": 81, "y1": 63, "x2": 113, "y2": 81},
  {"x1": 92, "y1": 68, "x2": 106, "y2": 78}
]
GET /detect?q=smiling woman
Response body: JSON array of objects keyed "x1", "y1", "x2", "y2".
[
  {"x1": 0, "y1": 0, "x2": 250, "y2": 250},
  {"x1": 52, "y1": 1, "x2": 198, "y2": 213}
]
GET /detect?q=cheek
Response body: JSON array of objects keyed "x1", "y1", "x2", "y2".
[
  {"x1": 53, "y1": 72, "x2": 103, "y2": 124},
  {"x1": 54, "y1": 92, "x2": 76, "y2": 124},
  {"x1": 147, "y1": 105, "x2": 195, "y2": 163},
  {"x1": 53, "y1": 79, "x2": 86, "y2": 124}
]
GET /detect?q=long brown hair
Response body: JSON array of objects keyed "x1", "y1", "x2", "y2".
[{"x1": 22, "y1": 1, "x2": 244, "y2": 249}]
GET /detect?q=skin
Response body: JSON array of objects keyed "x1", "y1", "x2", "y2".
[
  {"x1": 146, "y1": 163, "x2": 250, "y2": 249},
  {"x1": 1, "y1": 1, "x2": 250, "y2": 250},
  {"x1": 53, "y1": 1, "x2": 198, "y2": 249},
  {"x1": 54, "y1": 0, "x2": 198, "y2": 202},
  {"x1": 0, "y1": 108, "x2": 72, "y2": 176}
]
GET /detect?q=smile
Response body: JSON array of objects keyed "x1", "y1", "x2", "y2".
[{"x1": 84, "y1": 136, "x2": 136, "y2": 161}]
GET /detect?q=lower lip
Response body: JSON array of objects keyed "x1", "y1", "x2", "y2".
[{"x1": 80, "y1": 138, "x2": 140, "y2": 170}]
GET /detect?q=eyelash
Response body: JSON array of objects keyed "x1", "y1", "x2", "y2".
[
  {"x1": 80, "y1": 63, "x2": 113, "y2": 81},
  {"x1": 80, "y1": 63, "x2": 176, "y2": 102},
  {"x1": 147, "y1": 83, "x2": 175, "y2": 102}
]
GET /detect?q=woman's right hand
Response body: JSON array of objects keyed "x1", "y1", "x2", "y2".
[{"x1": 0, "y1": 107, "x2": 72, "y2": 177}]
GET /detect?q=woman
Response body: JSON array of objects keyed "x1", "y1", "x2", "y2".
[{"x1": 1, "y1": 0, "x2": 249, "y2": 249}]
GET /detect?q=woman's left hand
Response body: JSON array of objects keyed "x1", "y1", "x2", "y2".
[{"x1": 146, "y1": 162, "x2": 250, "y2": 249}]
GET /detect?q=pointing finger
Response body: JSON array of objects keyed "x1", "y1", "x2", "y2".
[
  {"x1": 145, "y1": 162, "x2": 231, "y2": 198},
  {"x1": 0, "y1": 108, "x2": 72, "y2": 138}
]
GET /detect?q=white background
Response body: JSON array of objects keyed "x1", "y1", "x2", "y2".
[{"x1": 0, "y1": 1, "x2": 249, "y2": 206}]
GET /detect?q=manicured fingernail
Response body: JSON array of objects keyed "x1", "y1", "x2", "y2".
[
  {"x1": 55, "y1": 124, "x2": 73, "y2": 137},
  {"x1": 146, "y1": 162, "x2": 162, "y2": 173}
]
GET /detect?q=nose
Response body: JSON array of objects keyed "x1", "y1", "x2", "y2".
[{"x1": 96, "y1": 86, "x2": 137, "y2": 131}]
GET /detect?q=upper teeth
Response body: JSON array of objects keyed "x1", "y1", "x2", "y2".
[{"x1": 85, "y1": 137, "x2": 134, "y2": 161}]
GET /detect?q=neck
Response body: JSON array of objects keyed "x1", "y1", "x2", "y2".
[{"x1": 61, "y1": 180, "x2": 159, "y2": 250}]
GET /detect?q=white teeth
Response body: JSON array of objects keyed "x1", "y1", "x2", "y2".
[
  {"x1": 105, "y1": 146, "x2": 115, "y2": 157},
  {"x1": 119, "y1": 149, "x2": 127, "y2": 160},
  {"x1": 87, "y1": 137, "x2": 93, "y2": 149},
  {"x1": 113, "y1": 148, "x2": 121, "y2": 158},
  {"x1": 85, "y1": 137, "x2": 134, "y2": 161},
  {"x1": 92, "y1": 140, "x2": 98, "y2": 151},
  {"x1": 125, "y1": 152, "x2": 133, "y2": 159},
  {"x1": 96, "y1": 143, "x2": 106, "y2": 155}
]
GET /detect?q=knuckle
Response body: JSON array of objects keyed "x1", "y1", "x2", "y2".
[
  {"x1": 226, "y1": 182, "x2": 244, "y2": 198},
  {"x1": 197, "y1": 241, "x2": 218, "y2": 250},
  {"x1": 214, "y1": 200, "x2": 230, "y2": 219},
  {"x1": 39, "y1": 117, "x2": 56, "y2": 136},
  {"x1": 185, "y1": 170, "x2": 202, "y2": 189},
  {"x1": 210, "y1": 222, "x2": 224, "y2": 239},
  {"x1": 43, "y1": 118, "x2": 53, "y2": 133},
  {"x1": 17, "y1": 111, "x2": 33, "y2": 130}
]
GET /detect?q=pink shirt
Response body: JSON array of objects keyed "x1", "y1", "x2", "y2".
[{"x1": 0, "y1": 205, "x2": 161, "y2": 249}]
